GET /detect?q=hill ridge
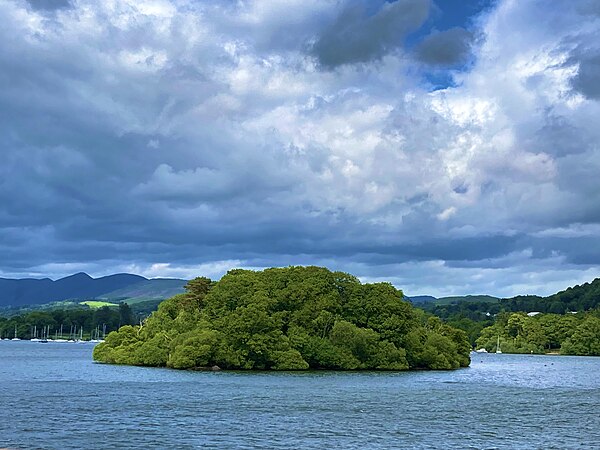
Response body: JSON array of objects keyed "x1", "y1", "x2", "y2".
[{"x1": 0, "y1": 273, "x2": 187, "y2": 308}]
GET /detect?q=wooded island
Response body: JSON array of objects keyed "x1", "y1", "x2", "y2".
[{"x1": 93, "y1": 266, "x2": 471, "y2": 370}]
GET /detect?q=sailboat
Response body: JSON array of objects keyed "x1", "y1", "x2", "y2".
[
  {"x1": 77, "y1": 327, "x2": 85, "y2": 343},
  {"x1": 31, "y1": 325, "x2": 40, "y2": 342},
  {"x1": 90, "y1": 326, "x2": 101, "y2": 343},
  {"x1": 12, "y1": 325, "x2": 21, "y2": 341},
  {"x1": 55, "y1": 324, "x2": 67, "y2": 343},
  {"x1": 496, "y1": 336, "x2": 502, "y2": 354}
]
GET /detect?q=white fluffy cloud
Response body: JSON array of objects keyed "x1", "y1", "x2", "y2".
[{"x1": 1, "y1": 0, "x2": 599, "y2": 296}]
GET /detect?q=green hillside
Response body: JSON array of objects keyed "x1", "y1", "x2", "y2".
[
  {"x1": 502, "y1": 278, "x2": 600, "y2": 313},
  {"x1": 434, "y1": 295, "x2": 500, "y2": 306},
  {"x1": 80, "y1": 300, "x2": 119, "y2": 308},
  {"x1": 97, "y1": 279, "x2": 187, "y2": 304}
]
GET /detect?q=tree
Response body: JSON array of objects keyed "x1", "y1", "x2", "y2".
[
  {"x1": 119, "y1": 303, "x2": 135, "y2": 326},
  {"x1": 94, "y1": 266, "x2": 470, "y2": 371},
  {"x1": 561, "y1": 316, "x2": 600, "y2": 356}
]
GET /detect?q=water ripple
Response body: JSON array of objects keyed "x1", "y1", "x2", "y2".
[{"x1": 0, "y1": 342, "x2": 599, "y2": 449}]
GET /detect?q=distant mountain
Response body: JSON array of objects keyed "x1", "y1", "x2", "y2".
[
  {"x1": 0, "y1": 273, "x2": 187, "y2": 307},
  {"x1": 434, "y1": 295, "x2": 500, "y2": 305},
  {"x1": 407, "y1": 295, "x2": 437, "y2": 304},
  {"x1": 407, "y1": 295, "x2": 499, "y2": 305},
  {"x1": 97, "y1": 279, "x2": 188, "y2": 304}
]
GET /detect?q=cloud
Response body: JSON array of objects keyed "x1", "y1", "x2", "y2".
[
  {"x1": 415, "y1": 27, "x2": 474, "y2": 66},
  {"x1": 0, "y1": 0, "x2": 599, "y2": 296},
  {"x1": 570, "y1": 51, "x2": 600, "y2": 99},
  {"x1": 311, "y1": 0, "x2": 431, "y2": 68},
  {"x1": 576, "y1": 0, "x2": 600, "y2": 16},
  {"x1": 26, "y1": 0, "x2": 71, "y2": 11}
]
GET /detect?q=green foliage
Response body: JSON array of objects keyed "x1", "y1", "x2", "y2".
[
  {"x1": 93, "y1": 266, "x2": 470, "y2": 371},
  {"x1": 560, "y1": 316, "x2": 600, "y2": 356},
  {"x1": 271, "y1": 349, "x2": 310, "y2": 370},
  {"x1": 421, "y1": 278, "x2": 600, "y2": 324},
  {"x1": 445, "y1": 316, "x2": 491, "y2": 346},
  {"x1": 403, "y1": 318, "x2": 470, "y2": 369},
  {"x1": 168, "y1": 329, "x2": 220, "y2": 369},
  {"x1": 506, "y1": 279, "x2": 600, "y2": 313},
  {"x1": 475, "y1": 311, "x2": 600, "y2": 355}
]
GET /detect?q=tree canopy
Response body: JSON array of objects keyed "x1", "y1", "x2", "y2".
[
  {"x1": 93, "y1": 266, "x2": 471, "y2": 371},
  {"x1": 474, "y1": 310, "x2": 600, "y2": 355}
]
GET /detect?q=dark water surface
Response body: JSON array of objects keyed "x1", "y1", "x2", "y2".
[{"x1": 0, "y1": 341, "x2": 599, "y2": 449}]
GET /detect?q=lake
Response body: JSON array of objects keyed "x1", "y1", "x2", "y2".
[{"x1": 0, "y1": 341, "x2": 599, "y2": 449}]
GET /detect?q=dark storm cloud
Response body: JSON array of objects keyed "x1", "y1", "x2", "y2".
[
  {"x1": 526, "y1": 114, "x2": 587, "y2": 157},
  {"x1": 565, "y1": 5, "x2": 600, "y2": 100},
  {"x1": 26, "y1": 0, "x2": 71, "y2": 10},
  {"x1": 570, "y1": 51, "x2": 600, "y2": 100},
  {"x1": 414, "y1": 27, "x2": 474, "y2": 66},
  {"x1": 311, "y1": 0, "x2": 431, "y2": 68}
]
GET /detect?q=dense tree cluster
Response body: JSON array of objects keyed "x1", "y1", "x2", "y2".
[
  {"x1": 419, "y1": 278, "x2": 600, "y2": 353},
  {"x1": 475, "y1": 311, "x2": 600, "y2": 355},
  {"x1": 0, "y1": 304, "x2": 136, "y2": 339},
  {"x1": 93, "y1": 267, "x2": 470, "y2": 371},
  {"x1": 423, "y1": 278, "x2": 600, "y2": 322},
  {"x1": 507, "y1": 278, "x2": 600, "y2": 313}
]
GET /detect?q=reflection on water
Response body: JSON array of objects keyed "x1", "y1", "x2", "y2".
[{"x1": 1, "y1": 341, "x2": 599, "y2": 449}]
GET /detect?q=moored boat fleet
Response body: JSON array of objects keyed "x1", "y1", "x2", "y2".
[{"x1": 0, "y1": 324, "x2": 106, "y2": 343}]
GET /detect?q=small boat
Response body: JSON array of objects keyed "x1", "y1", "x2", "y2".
[
  {"x1": 77, "y1": 328, "x2": 86, "y2": 343},
  {"x1": 31, "y1": 325, "x2": 40, "y2": 342},
  {"x1": 11, "y1": 325, "x2": 21, "y2": 341},
  {"x1": 55, "y1": 324, "x2": 67, "y2": 342},
  {"x1": 496, "y1": 336, "x2": 502, "y2": 354},
  {"x1": 90, "y1": 325, "x2": 101, "y2": 343},
  {"x1": 475, "y1": 348, "x2": 488, "y2": 353}
]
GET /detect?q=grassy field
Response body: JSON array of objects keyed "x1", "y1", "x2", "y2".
[{"x1": 80, "y1": 300, "x2": 119, "y2": 308}]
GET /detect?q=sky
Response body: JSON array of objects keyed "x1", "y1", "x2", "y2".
[{"x1": 1, "y1": 0, "x2": 600, "y2": 297}]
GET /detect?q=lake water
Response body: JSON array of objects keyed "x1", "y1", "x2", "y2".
[{"x1": 0, "y1": 341, "x2": 599, "y2": 449}]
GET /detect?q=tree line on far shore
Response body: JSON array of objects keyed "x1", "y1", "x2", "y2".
[
  {"x1": 0, "y1": 303, "x2": 136, "y2": 339},
  {"x1": 475, "y1": 311, "x2": 600, "y2": 356},
  {"x1": 421, "y1": 278, "x2": 600, "y2": 356}
]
